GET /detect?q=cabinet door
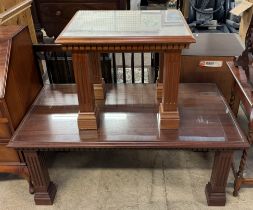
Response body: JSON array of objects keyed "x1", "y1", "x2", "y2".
[{"x1": 39, "y1": 2, "x2": 120, "y2": 37}]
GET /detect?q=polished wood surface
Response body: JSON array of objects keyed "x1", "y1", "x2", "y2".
[
  {"x1": 0, "y1": 25, "x2": 42, "y2": 191},
  {"x1": 32, "y1": 0, "x2": 129, "y2": 39},
  {"x1": 55, "y1": 10, "x2": 195, "y2": 130},
  {"x1": 227, "y1": 61, "x2": 253, "y2": 196},
  {"x1": 9, "y1": 84, "x2": 248, "y2": 149},
  {"x1": 8, "y1": 83, "x2": 249, "y2": 206},
  {"x1": 180, "y1": 33, "x2": 244, "y2": 102}
]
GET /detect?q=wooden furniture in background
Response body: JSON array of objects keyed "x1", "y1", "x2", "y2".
[
  {"x1": 0, "y1": 25, "x2": 43, "y2": 191},
  {"x1": 56, "y1": 10, "x2": 195, "y2": 130},
  {"x1": 180, "y1": 33, "x2": 244, "y2": 102},
  {"x1": 227, "y1": 13, "x2": 253, "y2": 196},
  {"x1": 227, "y1": 61, "x2": 253, "y2": 196},
  {"x1": 8, "y1": 83, "x2": 249, "y2": 205},
  {"x1": 0, "y1": 0, "x2": 37, "y2": 43},
  {"x1": 32, "y1": 0, "x2": 130, "y2": 40}
]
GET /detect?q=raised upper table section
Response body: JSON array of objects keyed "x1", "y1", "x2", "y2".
[{"x1": 56, "y1": 10, "x2": 195, "y2": 46}]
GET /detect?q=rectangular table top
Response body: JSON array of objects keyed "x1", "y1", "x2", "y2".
[
  {"x1": 8, "y1": 84, "x2": 249, "y2": 150},
  {"x1": 56, "y1": 10, "x2": 195, "y2": 44},
  {"x1": 182, "y1": 33, "x2": 244, "y2": 57}
]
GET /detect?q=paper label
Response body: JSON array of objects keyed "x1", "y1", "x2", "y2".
[{"x1": 199, "y1": 61, "x2": 223, "y2": 68}]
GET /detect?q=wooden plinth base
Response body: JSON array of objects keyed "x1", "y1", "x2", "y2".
[
  {"x1": 159, "y1": 104, "x2": 179, "y2": 129},
  {"x1": 78, "y1": 109, "x2": 99, "y2": 130},
  {"x1": 93, "y1": 83, "x2": 105, "y2": 100},
  {"x1": 205, "y1": 182, "x2": 226, "y2": 206},
  {"x1": 34, "y1": 182, "x2": 57, "y2": 205},
  {"x1": 156, "y1": 82, "x2": 163, "y2": 99}
]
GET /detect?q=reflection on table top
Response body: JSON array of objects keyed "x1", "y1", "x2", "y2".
[
  {"x1": 8, "y1": 84, "x2": 248, "y2": 150},
  {"x1": 56, "y1": 10, "x2": 195, "y2": 44}
]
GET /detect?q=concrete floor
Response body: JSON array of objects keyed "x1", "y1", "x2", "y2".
[{"x1": 1, "y1": 148, "x2": 253, "y2": 210}]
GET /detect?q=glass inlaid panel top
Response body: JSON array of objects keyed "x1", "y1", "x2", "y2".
[{"x1": 58, "y1": 10, "x2": 192, "y2": 38}]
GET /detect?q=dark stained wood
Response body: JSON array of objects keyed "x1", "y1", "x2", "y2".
[
  {"x1": 32, "y1": 0, "x2": 129, "y2": 39},
  {"x1": 227, "y1": 61, "x2": 253, "y2": 196},
  {"x1": 160, "y1": 50, "x2": 181, "y2": 129},
  {"x1": 9, "y1": 84, "x2": 248, "y2": 150},
  {"x1": 8, "y1": 83, "x2": 249, "y2": 206},
  {"x1": 205, "y1": 151, "x2": 233, "y2": 206},
  {"x1": 0, "y1": 25, "x2": 43, "y2": 190},
  {"x1": 24, "y1": 151, "x2": 56, "y2": 205},
  {"x1": 180, "y1": 33, "x2": 244, "y2": 102}
]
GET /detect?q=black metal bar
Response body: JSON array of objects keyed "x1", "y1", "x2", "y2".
[
  {"x1": 53, "y1": 52, "x2": 61, "y2": 83},
  {"x1": 131, "y1": 53, "x2": 135, "y2": 83},
  {"x1": 64, "y1": 52, "x2": 72, "y2": 83},
  {"x1": 112, "y1": 53, "x2": 117, "y2": 83},
  {"x1": 122, "y1": 53, "x2": 126, "y2": 83},
  {"x1": 154, "y1": 53, "x2": 159, "y2": 83},
  {"x1": 141, "y1": 52, "x2": 144, "y2": 83},
  {"x1": 44, "y1": 52, "x2": 53, "y2": 84}
]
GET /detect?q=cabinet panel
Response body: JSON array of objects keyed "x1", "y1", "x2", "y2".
[{"x1": 39, "y1": 2, "x2": 119, "y2": 37}]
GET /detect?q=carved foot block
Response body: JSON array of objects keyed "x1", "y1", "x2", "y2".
[
  {"x1": 159, "y1": 104, "x2": 179, "y2": 129},
  {"x1": 78, "y1": 110, "x2": 99, "y2": 130},
  {"x1": 34, "y1": 182, "x2": 57, "y2": 205},
  {"x1": 93, "y1": 83, "x2": 106, "y2": 100},
  {"x1": 156, "y1": 82, "x2": 163, "y2": 99},
  {"x1": 205, "y1": 182, "x2": 226, "y2": 206}
]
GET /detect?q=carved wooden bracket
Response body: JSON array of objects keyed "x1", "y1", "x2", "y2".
[{"x1": 234, "y1": 14, "x2": 253, "y2": 79}]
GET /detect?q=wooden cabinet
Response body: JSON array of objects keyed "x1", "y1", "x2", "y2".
[
  {"x1": 32, "y1": 0, "x2": 129, "y2": 39},
  {"x1": 0, "y1": 25, "x2": 43, "y2": 189}
]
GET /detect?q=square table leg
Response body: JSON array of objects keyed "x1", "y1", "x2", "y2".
[
  {"x1": 23, "y1": 151, "x2": 56, "y2": 205},
  {"x1": 159, "y1": 50, "x2": 181, "y2": 129},
  {"x1": 205, "y1": 151, "x2": 233, "y2": 206},
  {"x1": 72, "y1": 52, "x2": 99, "y2": 130},
  {"x1": 89, "y1": 52, "x2": 106, "y2": 100}
]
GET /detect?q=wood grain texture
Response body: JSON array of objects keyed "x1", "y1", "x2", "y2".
[
  {"x1": 8, "y1": 84, "x2": 249, "y2": 150},
  {"x1": 0, "y1": 25, "x2": 42, "y2": 189},
  {"x1": 24, "y1": 151, "x2": 56, "y2": 205},
  {"x1": 72, "y1": 52, "x2": 98, "y2": 129},
  {"x1": 0, "y1": 0, "x2": 37, "y2": 43},
  {"x1": 89, "y1": 52, "x2": 105, "y2": 100},
  {"x1": 205, "y1": 151, "x2": 233, "y2": 206},
  {"x1": 160, "y1": 50, "x2": 181, "y2": 129},
  {"x1": 227, "y1": 61, "x2": 253, "y2": 196},
  {"x1": 32, "y1": 0, "x2": 129, "y2": 38}
]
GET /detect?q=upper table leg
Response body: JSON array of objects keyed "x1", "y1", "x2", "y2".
[
  {"x1": 72, "y1": 51, "x2": 99, "y2": 130},
  {"x1": 159, "y1": 50, "x2": 181, "y2": 129},
  {"x1": 23, "y1": 151, "x2": 56, "y2": 205},
  {"x1": 205, "y1": 151, "x2": 233, "y2": 206},
  {"x1": 89, "y1": 52, "x2": 105, "y2": 100}
]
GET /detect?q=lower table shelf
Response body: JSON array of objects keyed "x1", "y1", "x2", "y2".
[
  {"x1": 9, "y1": 83, "x2": 248, "y2": 150},
  {"x1": 8, "y1": 83, "x2": 249, "y2": 206}
]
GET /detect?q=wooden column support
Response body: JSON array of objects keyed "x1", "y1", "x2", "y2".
[
  {"x1": 24, "y1": 151, "x2": 56, "y2": 205},
  {"x1": 205, "y1": 151, "x2": 233, "y2": 206},
  {"x1": 159, "y1": 50, "x2": 181, "y2": 129},
  {"x1": 72, "y1": 52, "x2": 98, "y2": 130},
  {"x1": 89, "y1": 52, "x2": 105, "y2": 100}
]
